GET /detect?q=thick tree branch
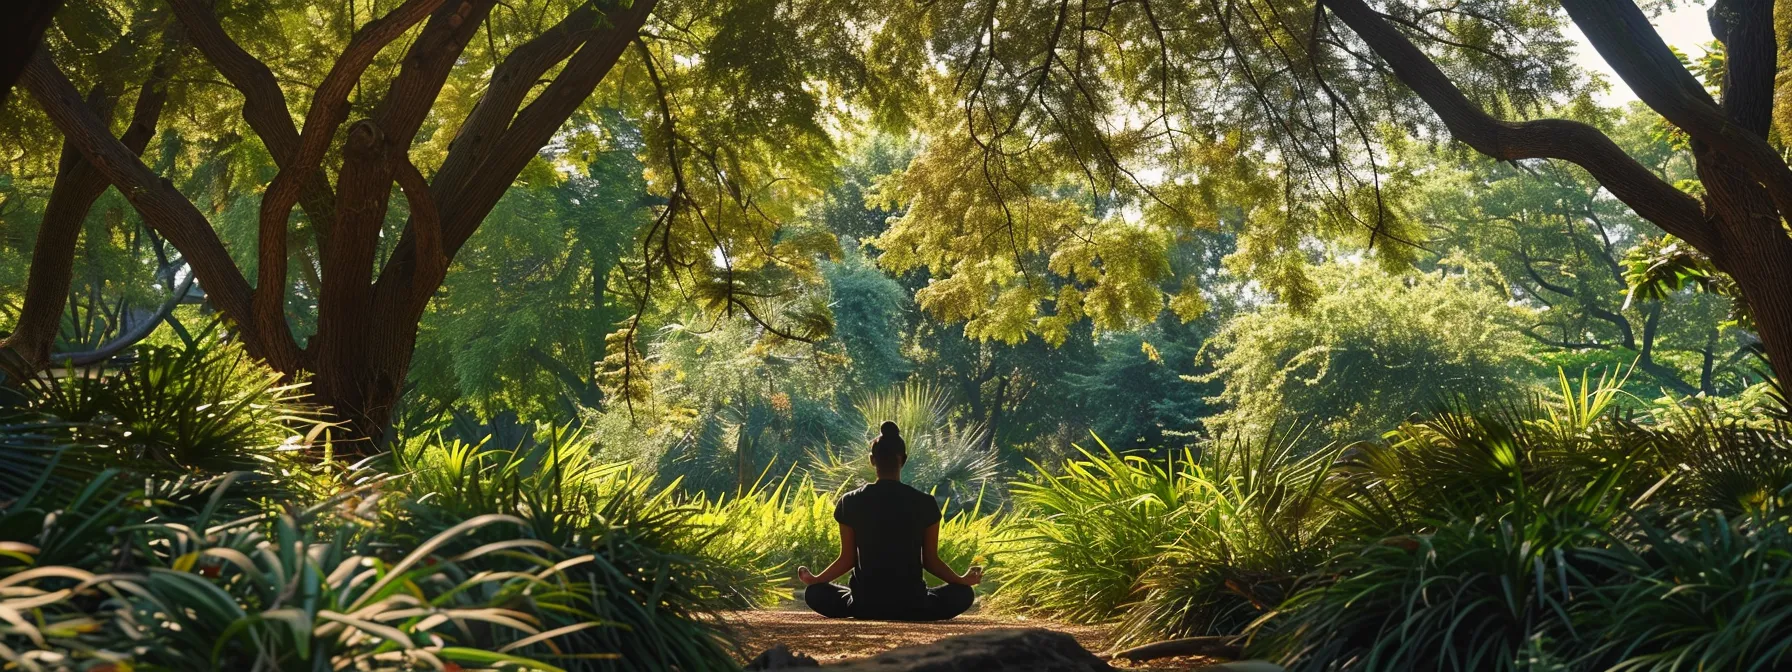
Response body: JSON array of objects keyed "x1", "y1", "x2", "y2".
[
  {"x1": 252, "y1": 0, "x2": 444, "y2": 349},
  {"x1": 1557, "y1": 0, "x2": 1792, "y2": 223},
  {"x1": 369, "y1": 0, "x2": 655, "y2": 327},
  {"x1": 1709, "y1": 0, "x2": 1775, "y2": 136},
  {"x1": 3, "y1": 26, "x2": 184, "y2": 372},
  {"x1": 373, "y1": 0, "x2": 497, "y2": 146},
  {"x1": 0, "y1": 0, "x2": 60, "y2": 106},
  {"x1": 166, "y1": 0, "x2": 338, "y2": 229},
  {"x1": 1319, "y1": 0, "x2": 1716, "y2": 255},
  {"x1": 394, "y1": 153, "x2": 445, "y2": 296},
  {"x1": 21, "y1": 49, "x2": 279, "y2": 366},
  {"x1": 427, "y1": 1, "x2": 601, "y2": 214}
]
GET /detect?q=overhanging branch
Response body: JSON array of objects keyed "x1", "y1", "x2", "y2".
[{"x1": 1319, "y1": 0, "x2": 1716, "y2": 256}]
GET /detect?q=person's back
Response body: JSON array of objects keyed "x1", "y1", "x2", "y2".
[
  {"x1": 796, "y1": 422, "x2": 983, "y2": 621},
  {"x1": 833, "y1": 479, "x2": 938, "y2": 615}
]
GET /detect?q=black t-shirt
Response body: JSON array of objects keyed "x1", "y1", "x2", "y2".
[{"x1": 833, "y1": 479, "x2": 942, "y2": 605}]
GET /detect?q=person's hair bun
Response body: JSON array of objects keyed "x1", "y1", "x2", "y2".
[{"x1": 879, "y1": 421, "x2": 901, "y2": 438}]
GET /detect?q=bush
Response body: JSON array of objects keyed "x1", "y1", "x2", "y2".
[
  {"x1": 1, "y1": 471, "x2": 581, "y2": 672},
  {"x1": 392, "y1": 427, "x2": 765, "y2": 669},
  {"x1": 1201, "y1": 261, "x2": 1533, "y2": 445},
  {"x1": 13, "y1": 327, "x2": 316, "y2": 479},
  {"x1": 993, "y1": 435, "x2": 1332, "y2": 644},
  {"x1": 1244, "y1": 369, "x2": 1792, "y2": 671},
  {"x1": 1, "y1": 341, "x2": 755, "y2": 672}
]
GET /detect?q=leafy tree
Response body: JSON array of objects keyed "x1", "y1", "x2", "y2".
[
  {"x1": 1068, "y1": 316, "x2": 1218, "y2": 452},
  {"x1": 1413, "y1": 105, "x2": 1758, "y2": 396},
  {"x1": 408, "y1": 117, "x2": 650, "y2": 420},
  {"x1": 824, "y1": 244, "x2": 911, "y2": 389},
  {"x1": 1202, "y1": 260, "x2": 1534, "y2": 444},
  {"x1": 6, "y1": 0, "x2": 887, "y2": 447},
  {"x1": 854, "y1": 0, "x2": 1792, "y2": 385}
]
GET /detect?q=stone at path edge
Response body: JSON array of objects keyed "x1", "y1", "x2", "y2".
[{"x1": 816, "y1": 628, "x2": 1112, "y2": 672}]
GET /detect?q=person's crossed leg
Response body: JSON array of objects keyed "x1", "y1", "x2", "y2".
[{"x1": 803, "y1": 582, "x2": 975, "y2": 621}]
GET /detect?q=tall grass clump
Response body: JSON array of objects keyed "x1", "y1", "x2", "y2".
[
  {"x1": 0, "y1": 467, "x2": 584, "y2": 671},
  {"x1": 994, "y1": 434, "x2": 1332, "y2": 642},
  {"x1": 1245, "y1": 370, "x2": 1792, "y2": 672},
  {"x1": 391, "y1": 426, "x2": 768, "y2": 669}
]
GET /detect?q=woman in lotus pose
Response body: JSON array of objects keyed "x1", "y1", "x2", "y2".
[{"x1": 796, "y1": 421, "x2": 983, "y2": 620}]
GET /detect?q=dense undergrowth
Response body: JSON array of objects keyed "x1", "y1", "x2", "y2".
[
  {"x1": 990, "y1": 370, "x2": 1792, "y2": 671},
  {"x1": 7, "y1": 335, "x2": 1791, "y2": 672},
  {"x1": 0, "y1": 336, "x2": 759, "y2": 672}
]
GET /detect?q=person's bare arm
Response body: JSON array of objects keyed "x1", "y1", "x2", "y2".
[
  {"x1": 921, "y1": 523, "x2": 982, "y2": 586},
  {"x1": 798, "y1": 524, "x2": 857, "y2": 585}
]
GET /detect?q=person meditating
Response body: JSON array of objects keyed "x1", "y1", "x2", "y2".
[{"x1": 796, "y1": 421, "x2": 983, "y2": 621}]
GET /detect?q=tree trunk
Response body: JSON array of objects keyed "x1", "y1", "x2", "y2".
[
  {"x1": 3, "y1": 26, "x2": 178, "y2": 377},
  {"x1": 2, "y1": 107, "x2": 111, "y2": 373}
]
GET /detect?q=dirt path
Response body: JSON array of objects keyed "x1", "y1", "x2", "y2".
[{"x1": 721, "y1": 609, "x2": 1220, "y2": 670}]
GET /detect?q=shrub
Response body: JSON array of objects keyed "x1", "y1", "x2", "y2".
[
  {"x1": 1201, "y1": 261, "x2": 1533, "y2": 446},
  {"x1": 0, "y1": 472, "x2": 577, "y2": 672},
  {"x1": 392, "y1": 427, "x2": 763, "y2": 669},
  {"x1": 1245, "y1": 369, "x2": 1792, "y2": 671},
  {"x1": 18, "y1": 326, "x2": 316, "y2": 477},
  {"x1": 2, "y1": 342, "x2": 753, "y2": 672},
  {"x1": 1578, "y1": 512, "x2": 1792, "y2": 670},
  {"x1": 994, "y1": 434, "x2": 1333, "y2": 644}
]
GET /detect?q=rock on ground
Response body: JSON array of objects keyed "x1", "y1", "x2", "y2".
[{"x1": 823, "y1": 628, "x2": 1113, "y2": 671}]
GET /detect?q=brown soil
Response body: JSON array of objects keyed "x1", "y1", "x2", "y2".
[{"x1": 721, "y1": 609, "x2": 1221, "y2": 670}]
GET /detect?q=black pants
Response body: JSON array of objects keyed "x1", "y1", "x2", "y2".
[{"x1": 803, "y1": 582, "x2": 975, "y2": 621}]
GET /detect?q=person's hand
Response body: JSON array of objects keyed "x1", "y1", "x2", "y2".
[
  {"x1": 797, "y1": 566, "x2": 821, "y2": 585},
  {"x1": 961, "y1": 566, "x2": 983, "y2": 586}
]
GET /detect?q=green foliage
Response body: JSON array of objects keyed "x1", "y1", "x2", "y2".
[
  {"x1": 1244, "y1": 371, "x2": 1792, "y2": 671},
  {"x1": 1202, "y1": 261, "x2": 1534, "y2": 444},
  {"x1": 807, "y1": 381, "x2": 999, "y2": 506},
  {"x1": 1623, "y1": 234, "x2": 1752, "y2": 331},
  {"x1": 390, "y1": 428, "x2": 770, "y2": 668},
  {"x1": 0, "y1": 344, "x2": 754, "y2": 671},
  {"x1": 0, "y1": 468, "x2": 588, "y2": 672},
  {"x1": 994, "y1": 435, "x2": 1332, "y2": 644},
  {"x1": 823, "y1": 246, "x2": 910, "y2": 389},
  {"x1": 27, "y1": 329, "x2": 314, "y2": 474},
  {"x1": 409, "y1": 126, "x2": 652, "y2": 420},
  {"x1": 1067, "y1": 317, "x2": 1217, "y2": 451}
]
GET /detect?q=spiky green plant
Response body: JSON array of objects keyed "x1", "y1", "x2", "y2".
[
  {"x1": 20, "y1": 325, "x2": 317, "y2": 476},
  {"x1": 0, "y1": 472, "x2": 579, "y2": 672},
  {"x1": 808, "y1": 381, "x2": 999, "y2": 507},
  {"x1": 1577, "y1": 511, "x2": 1792, "y2": 671},
  {"x1": 1115, "y1": 434, "x2": 1338, "y2": 644},
  {"x1": 392, "y1": 426, "x2": 763, "y2": 670},
  {"x1": 993, "y1": 438, "x2": 1202, "y2": 623}
]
